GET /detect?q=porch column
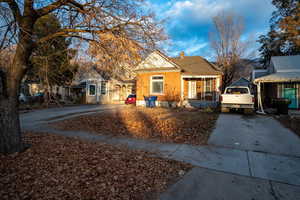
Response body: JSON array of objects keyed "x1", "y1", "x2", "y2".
[
  {"x1": 180, "y1": 76, "x2": 184, "y2": 100},
  {"x1": 257, "y1": 82, "x2": 265, "y2": 114},
  {"x1": 216, "y1": 77, "x2": 220, "y2": 102}
]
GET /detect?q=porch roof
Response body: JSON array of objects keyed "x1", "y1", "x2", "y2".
[{"x1": 254, "y1": 72, "x2": 300, "y2": 83}]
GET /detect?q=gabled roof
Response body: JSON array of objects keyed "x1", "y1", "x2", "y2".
[
  {"x1": 72, "y1": 66, "x2": 104, "y2": 85},
  {"x1": 136, "y1": 50, "x2": 222, "y2": 75},
  {"x1": 272, "y1": 55, "x2": 300, "y2": 72},
  {"x1": 230, "y1": 77, "x2": 250, "y2": 87},
  {"x1": 135, "y1": 50, "x2": 180, "y2": 72},
  {"x1": 171, "y1": 56, "x2": 222, "y2": 75}
]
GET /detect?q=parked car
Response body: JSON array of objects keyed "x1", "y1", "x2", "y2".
[
  {"x1": 34, "y1": 92, "x2": 44, "y2": 97},
  {"x1": 220, "y1": 86, "x2": 255, "y2": 114},
  {"x1": 125, "y1": 94, "x2": 136, "y2": 104},
  {"x1": 19, "y1": 93, "x2": 28, "y2": 103}
]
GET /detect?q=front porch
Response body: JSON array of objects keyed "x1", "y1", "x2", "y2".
[{"x1": 182, "y1": 76, "x2": 221, "y2": 102}]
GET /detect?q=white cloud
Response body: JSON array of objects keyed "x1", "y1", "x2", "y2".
[
  {"x1": 165, "y1": 0, "x2": 230, "y2": 22},
  {"x1": 147, "y1": 0, "x2": 275, "y2": 59},
  {"x1": 164, "y1": 0, "x2": 273, "y2": 23},
  {"x1": 163, "y1": 38, "x2": 208, "y2": 56}
]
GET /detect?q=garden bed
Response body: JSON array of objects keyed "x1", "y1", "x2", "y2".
[
  {"x1": 51, "y1": 107, "x2": 219, "y2": 145},
  {"x1": 0, "y1": 132, "x2": 191, "y2": 200}
]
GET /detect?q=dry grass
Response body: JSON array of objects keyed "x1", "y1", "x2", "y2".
[
  {"x1": 0, "y1": 132, "x2": 191, "y2": 200},
  {"x1": 52, "y1": 107, "x2": 219, "y2": 145}
]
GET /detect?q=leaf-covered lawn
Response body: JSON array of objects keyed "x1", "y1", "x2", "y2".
[
  {"x1": 52, "y1": 107, "x2": 219, "y2": 145},
  {"x1": 0, "y1": 132, "x2": 191, "y2": 200}
]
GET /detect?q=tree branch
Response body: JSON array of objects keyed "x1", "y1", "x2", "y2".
[
  {"x1": 36, "y1": 0, "x2": 85, "y2": 17},
  {"x1": 37, "y1": 28, "x2": 103, "y2": 43},
  {"x1": 1, "y1": 0, "x2": 22, "y2": 22}
]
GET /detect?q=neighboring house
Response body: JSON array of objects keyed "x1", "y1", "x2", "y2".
[
  {"x1": 232, "y1": 59, "x2": 262, "y2": 83},
  {"x1": 21, "y1": 79, "x2": 72, "y2": 101},
  {"x1": 71, "y1": 67, "x2": 135, "y2": 104},
  {"x1": 135, "y1": 50, "x2": 223, "y2": 107},
  {"x1": 230, "y1": 77, "x2": 251, "y2": 88},
  {"x1": 254, "y1": 55, "x2": 300, "y2": 109}
]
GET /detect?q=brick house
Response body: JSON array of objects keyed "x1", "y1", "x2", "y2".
[{"x1": 135, "y1": 50, "x2": 223, "y2": 107}]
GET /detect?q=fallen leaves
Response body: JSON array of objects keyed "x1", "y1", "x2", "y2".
[
  {"x1": 0, "y1": 132, "x2": 191, "y2": 200},
  {"x1": 52, "y1": 107, "x2": 219, "y2": 145}
]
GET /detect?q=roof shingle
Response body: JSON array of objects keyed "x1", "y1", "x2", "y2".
[{"x1": 171, "y1": 56, "x2": 222, "y2": 75}]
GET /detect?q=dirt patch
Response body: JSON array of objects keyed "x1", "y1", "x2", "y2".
[
  {"x1": 51, "y1": 107, "x2": 219, "y2": 145},
  {"x1": 0, "y1": 132, "x2": 191, "y2": 200},
  {"x1": 276, "y1": 115, "x2": 300, "y2": 137}
]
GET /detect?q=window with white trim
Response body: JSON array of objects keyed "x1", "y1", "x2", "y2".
[
  {"x1": 89, "y1": 84, "x2": 96, "y2": 96},
  {"x1": 151, "y1": 76, "x2": 164, "y2": 94},
  {"x1": 100, "y1": 81, "x2": 107, "y2": 95},
  {"x1": 205, "y1": 79, "x2": 213, "y2": 92}
]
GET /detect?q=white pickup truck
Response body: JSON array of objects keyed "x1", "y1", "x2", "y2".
[{"x1": 221, "y1": 86, "x2": 255, "y2": 114}]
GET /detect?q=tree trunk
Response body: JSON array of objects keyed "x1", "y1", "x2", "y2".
[
  {"x1": 0, "y1": 1, "x2": 37, "y2": 154},
  {"x1": 0, "y1": 31, "x2": 35, "y2": 154},
  {"x1": 0, "y1": 96, "x2": 24, "y2": 154}
]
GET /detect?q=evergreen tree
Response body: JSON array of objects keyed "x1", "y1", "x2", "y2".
[
  {"x1": 28, "y1": 14, "x2": 78, "y2": 102},
  {"x1": 258, "y1": 0, "x2": 300, "y2": 66}
]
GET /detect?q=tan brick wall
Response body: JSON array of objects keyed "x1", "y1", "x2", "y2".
[
  {"x1": 136, "y1": 72, "x2": 181, "y2": 101},
  {"x1": 184, "y1": 79, "x2": 188, "y2": 98}
]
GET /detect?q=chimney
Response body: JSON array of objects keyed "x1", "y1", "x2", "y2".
[{"x1": 180, "y1": 51, "x2": 185, "y2": 59}]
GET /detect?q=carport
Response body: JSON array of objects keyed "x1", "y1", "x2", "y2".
[{"x1": 254, "y1": 72, "x2": 300, "y2": 113}]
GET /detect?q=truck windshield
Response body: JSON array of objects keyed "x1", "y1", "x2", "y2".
[{"x1": 226, "y1": 88, "x2": 249, "y2": 94}]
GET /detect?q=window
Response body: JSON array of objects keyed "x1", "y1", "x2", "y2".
[
  {"x1": 100, "y1": 81, "x2": 107, "y2": 95},
  {"x1": 151, "y1": 76, "x2": 164, "y2": 94},
  {"x1": 89, "y1": 84, "x2": 96, "y2": 96},
  {"x1": 226, "y1": 87, "x2": 249, "y2": 94},
  {"x1": 205, "y1": 79, "x2": 213, "y2": 92}
]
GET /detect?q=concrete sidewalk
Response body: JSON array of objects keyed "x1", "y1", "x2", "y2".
[
  {"x1": 20, "y1": 107, "x2": 300, "y2": 199},
  {"x1": 160, "y1": 167, "x2": 300, "y2": 200},
  {"x1": 23, "y1": 124, "x2": 300, "y2": 187}
]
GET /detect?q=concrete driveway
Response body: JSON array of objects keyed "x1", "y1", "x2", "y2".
[
  {"x1": 208, "y1": 114, "x2": 300, "y2": 157},
  {"x1": 161, "y1": 114, "x2": 300, "y2": 200}
]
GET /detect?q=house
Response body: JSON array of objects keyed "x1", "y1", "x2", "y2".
[
  {"x1": 254, "y1": 55, "x2": 300, "y2": 110},
  {"x1": 230, "y1": 77, "x2": 251, "y2": 87},
  {"x1": 71, "y1": 67, "x2": 135, "y2": 104},
  {"x1": 135, "y1": 50, "x2": 223, "y2": 107},
  {"x1": 232, "y1": 59, "x2": 262, "y2": 83}
]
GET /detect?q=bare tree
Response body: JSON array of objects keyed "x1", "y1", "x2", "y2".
[
  {"x1": 209, "y1": 11, "x2": 253, "y2": 89},
  {"x1": 0, "y1": 0, "x2": 165, "y2": 154}
]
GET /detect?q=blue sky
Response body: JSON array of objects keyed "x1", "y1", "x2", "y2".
[{"x1": 147, "y1": 0, "x2": 275, "y2": 60}]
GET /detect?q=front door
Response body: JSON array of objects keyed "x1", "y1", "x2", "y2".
[
  {"x1": 188, "y1": 81, "x2": 197, "y2": 99},
  {"x1": 283, "y1": 88, "x2": 297, "y2": 109}
]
